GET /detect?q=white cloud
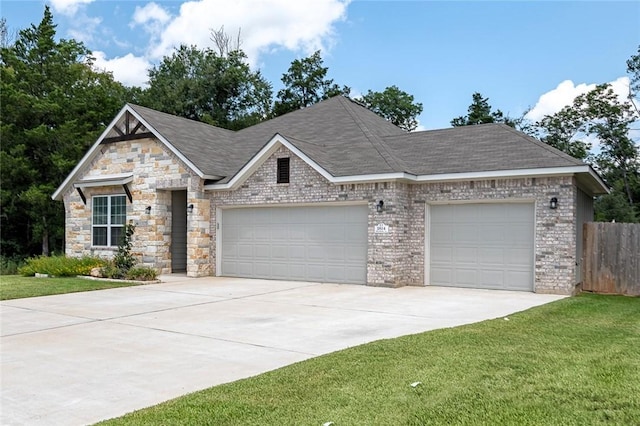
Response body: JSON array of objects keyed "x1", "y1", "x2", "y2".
[
  {"x1": 131, "y1": 3, "x2": 171, "y2": 30},
  {"x1": 92, "y1": 51, "x2": 151, "y2": 87},
  {"x1": 526, "y1": 77, "x2": 631, "y2": 122},
  {"x1": 146, "y1": 0, "x2": 350, "y2": 64},
  {"x1": 67, "y1": 14, "x2": 102, "y2": 43},
  {"x1": 49, "y1": 0, "x2": 94, "y2": 16}
]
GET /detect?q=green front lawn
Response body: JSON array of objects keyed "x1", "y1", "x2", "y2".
[
  {"x1": 101, "y1": 294, "x2": 640, "y2": 425},
  {"x1": 0, "y1": 275, "x2": 142, "y2": 300}
]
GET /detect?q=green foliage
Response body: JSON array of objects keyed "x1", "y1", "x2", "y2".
[
  {"x1": 532, "y1": 47, "x2": 640, "y2": 222},
  {"x1": 451, "y1": 92, "x2": 516, "y2": 127},
  {"x1": 273, "y1": 50, "x2": 350, "y2": 117},
  {"x1": 0, "y1": 6, "x2": 133, "y2": 259},
  {"x1": 18, "y1": 255, "x2": 107, "y2": 277},
  {"x1": 0, "y1": 256, "x2": 24, "y2": 275},
  {"x1": 125, "y1": 266, "x2": 158, "y2": 281},
  {"x1": 627, "y1": 45, "x2": 640, "y2": 97},
  {"x1": 141, "y1": 45, "x2": 272, "y2": 130},
  {"x1": 113, "y1": 222, "x2": 137, "y2": 272},
  {"x1": 356, "y1": 85, "x2": 423, "y2": 131}
]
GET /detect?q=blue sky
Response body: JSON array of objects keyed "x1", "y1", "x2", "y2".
[{"x1": 1, "y1": 0, "x2": 639, "y2": 130}]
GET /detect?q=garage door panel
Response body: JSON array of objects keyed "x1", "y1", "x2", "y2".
[
  {"x1": 478, "y1": 225, "x2": 504, "y2": 243},
  {"x1": 430, "y1": 203, "x2": 534, "y2": 291},
  {"x1": 454, "y1": 247, "x2": 477, "y2": 263},
  {"x1": 431, "y1": 227, "x2": 453, "y2": 244},
  {"x1": 455, "y1": 268, "x2": 478, "y2": 286},
  {"x1": 222, "y1": 205, "x2": 367, "y2": 284},
  {"x1": 453, "y1": 225, "x2": 477, "y2": 242},
  {"x1": 478, "y1": 248, "x2": 504, "y2": 264}
]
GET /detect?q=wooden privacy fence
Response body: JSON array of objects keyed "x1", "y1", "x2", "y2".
[{"x1": 582, "y1": 222, "x2": 640, "y2": 296}]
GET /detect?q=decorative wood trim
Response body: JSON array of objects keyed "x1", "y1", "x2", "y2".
[
  {"x1": 123, "y1": 184, "x2": 133, "y2": 203},
  {"x1": 76, "y1": 187, "x2": 87, "y2": 205},
  {"x1": 101, "y1": 132, "x2": 155, "y2": 144}
]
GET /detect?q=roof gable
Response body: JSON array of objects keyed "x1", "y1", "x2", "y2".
[{"x1": 54, "y1": 96, "x2": 608, "y2": 200}]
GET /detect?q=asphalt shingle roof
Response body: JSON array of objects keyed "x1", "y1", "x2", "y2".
[{"x1": 128, "y1": 96, "x2": 586, "y2": 181}]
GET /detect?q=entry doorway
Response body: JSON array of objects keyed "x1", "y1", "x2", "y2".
[{"x1": 171, "y1": 190, "x2": 187, "y2": 273}]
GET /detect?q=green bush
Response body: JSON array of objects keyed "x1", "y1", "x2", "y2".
[
  {"x1": 126, "y1": 266, "x2": 158, "y2": 281},
  {"x1": 0, "y1": 256, "x2": 24, "y2": 275},
  {"x1": 18, "y1": 255, "x2": 107, "y2": 277}
]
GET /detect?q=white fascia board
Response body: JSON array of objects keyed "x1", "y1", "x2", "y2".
[
  {"x1": 412, "y1": 166, "x2": 594, "y2": 182},
  {"x1": 587, "y1": 167, "x2": 610, "y2": 194},
  {"x1": 204, "y1": 134, "x2": 336, "y2": 191},
  {"x1": 52, "y1": 105, "x2": 211, "y2": 200},
  {"x1": 73, "y1": 173, "x2": 133, "y2": 188}
]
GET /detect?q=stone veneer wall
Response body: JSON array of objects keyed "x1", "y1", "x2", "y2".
[{"x1": 62, "y1": 138, "x2": 210, "y2": 276}]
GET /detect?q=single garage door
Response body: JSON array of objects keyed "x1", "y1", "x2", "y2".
[
  {"x1": 221, "y1": 205, "x2": 368, "y2": 284},
  {"x1": 430, "y1": 203, "x2": 534, "y2": 291}
]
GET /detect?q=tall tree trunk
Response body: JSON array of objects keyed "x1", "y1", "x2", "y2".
[{"x1": 42, "y1": 216, "x2": 49, "y2": 256}]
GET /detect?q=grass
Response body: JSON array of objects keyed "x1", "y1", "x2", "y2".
[
  {"x1": 0, "y1": 275, "x2": 142, "y2": 300},
  {"x1": 99, "y1": 294, "x2": 640, "y2": 426}
]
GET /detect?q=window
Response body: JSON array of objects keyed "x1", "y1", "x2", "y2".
[
  {"x1": 277, "y1": 157, "x2": 290, "y2": 184},
  {"x1": 92, "y1": 195, "x2": 126, "y2": 246}
]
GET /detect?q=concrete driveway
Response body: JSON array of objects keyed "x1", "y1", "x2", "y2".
[{"x1": 1, "y1": 276, "x2": 565, "y2": 425}]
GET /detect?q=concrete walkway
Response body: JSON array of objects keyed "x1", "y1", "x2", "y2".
[{"x1": 1, "y1": 276, "x2": 565, "y2": 425}]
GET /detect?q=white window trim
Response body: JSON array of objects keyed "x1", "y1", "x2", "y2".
[{"x1": 92, "y1": 194, "x2": 126, "y2": 248}]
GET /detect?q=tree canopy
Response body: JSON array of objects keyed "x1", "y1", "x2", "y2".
[
  {"x1": 451, "y1": 92, "x2": 515, "y2": 127},
  {"x1": 273, "y1": 50, "x2": 349, "y2": 117},
  {"x1": 0, "y1": 6, "x2": 132, "y2": 257},
  {"x1": 531, "y1": 46, "x2": 640, "y2": 222},
  {"x1": 355, "y1": 86, "x2": 423, "y2": 131},
  {"x1": 141, "y1": 45, "x2": 272, "y2": 130}
]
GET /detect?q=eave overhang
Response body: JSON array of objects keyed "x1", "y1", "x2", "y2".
[{"x1": 204, "y1": 134, "x2": 609, "y2": 196}]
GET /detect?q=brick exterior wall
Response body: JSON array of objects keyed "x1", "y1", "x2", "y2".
[
  {"x1": 63, "y1": 141, "x2": 580, "y2": 294},
  {"x1": 209, "y1": 146, "x2": 578, "y2": 294}
]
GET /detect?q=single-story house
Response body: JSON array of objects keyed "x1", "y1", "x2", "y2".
[{"x1": 52, "y1": 96, "x2": 608, "y2": 294}]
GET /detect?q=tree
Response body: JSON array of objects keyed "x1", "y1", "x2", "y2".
[
  {"x1": 356, "y1": 85, "x2": 423, "y2": 131},
  {"x1": 530, "y1": 102, "x2": 591, "y2": 160},
  {"x1": 0, "y1": 6, "x2": 132, "y2": 258},
  {"x1": 533, "y1": 82, "x2": 639, "y2": 222},
  {"x1": 627, "y1": 45, "x2": 640, "y2": 114},
  {"x1": 141, "y1": 45, "x2": 272, "y2": 130},
  {"x1": 451, "y1": 92, "x2": 516, "y2": 127},
  {"x1": 273, "y1": 50, "x2": 349, "y2": 117}
]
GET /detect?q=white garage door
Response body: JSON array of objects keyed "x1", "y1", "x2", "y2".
[
  {"x1": 221, "y1": 205, "x2": 368, "y2": 284},
  {"x1": 430, "y1": 203, "x2": 534, "y2": 291}
]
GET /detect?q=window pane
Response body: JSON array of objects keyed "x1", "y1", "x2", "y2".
[
  {"x1": 93, "y1": 197, "x2": 108, "y2": 225},
  {"x1": 93, "y1": 227, "x2": 107, "y2": 246},
  {"x1": 111, "y1": 195, "x2": 126, "y2": 225},
  {"x1": 110, "y1": 226, "x2": 123, "y2": 246}
]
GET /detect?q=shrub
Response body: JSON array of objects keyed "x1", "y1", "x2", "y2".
[
  {"x1": 18, "y1": 255, "x2": 107, "y2": 277},
  {"x1": 99, "y1": 262, "x2": 124, "y2": 279},
  {"x1": 0, "y1": 256, "x2": 23, "y2": 275},
  {"x1": 114, "y1": 222, "x2": 137, "y2": 271},
  {"x1": 126, "y1": 266, "x2": 158, "y2": 281}
]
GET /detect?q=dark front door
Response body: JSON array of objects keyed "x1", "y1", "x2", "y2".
[{"x1": 171, "y1": 190, "x2": 187, "y2": 273}]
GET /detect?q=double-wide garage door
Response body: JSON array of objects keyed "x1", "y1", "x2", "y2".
[
  {"x1": 430, "y1": 203, "x2": 534, "y2": 291},
  {"x1": 221, "y1": 205, "x2": 368, "y2": 284}
]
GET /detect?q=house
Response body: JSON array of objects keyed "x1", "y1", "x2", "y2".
[{"x1": 52, "y1": 96, "x2": 608, "y2": 294}]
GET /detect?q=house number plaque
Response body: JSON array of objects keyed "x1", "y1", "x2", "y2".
[{"x1": 374, "y1": 223, "x2": 389, "y2": 234}]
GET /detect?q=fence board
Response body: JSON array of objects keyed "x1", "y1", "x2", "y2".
[{"x1": 583, "y1": 222, "x2": 640, "y2": 296}]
